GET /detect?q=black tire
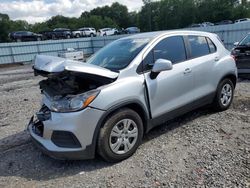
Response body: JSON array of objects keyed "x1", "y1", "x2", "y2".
[
  {"x1": 76, "y1": 33, "x2": 80, "y2": 38},
  {"x1": 66, "y1": 34, "x2": 71, "y2": 39},
  {"x1": 16, "y1": 38, "x2": 22, "y2": 42},
  {"x1": 97, "y1": 108, "x2": 143, "y2": 162},
  {"x1": 52, "y1": 34, "x2": 56, "y2": 40},
  {"x1": 213, "y1": 78, "x2": 234, "y2": 111},
  {"x1": 37, "y1": 37, "x2": 41, "y2": 41},
  {"x1": 90, "y1": 33, "x2": 94, "y2": 37}
]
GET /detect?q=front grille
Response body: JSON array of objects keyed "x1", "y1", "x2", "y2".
[{"x1": 51, "y1": 131, "x2": 82, "y2": 148}]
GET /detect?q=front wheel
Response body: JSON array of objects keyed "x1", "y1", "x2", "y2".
[
  {"x1": 97, "y1": 108, "x2": 143, "y2": 162},
  {"x1": 213, "y1": 79, "x2": 234, "y2": 111}
]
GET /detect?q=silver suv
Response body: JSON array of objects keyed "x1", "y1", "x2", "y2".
[{"x1": 28, "y1": 31, "x2": 237, "y2": 162}]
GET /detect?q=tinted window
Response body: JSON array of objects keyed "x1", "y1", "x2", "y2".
[
  {"x1": 155, "y1": 36, "x2": 186, "y2": 63},
  {"x1": 143, "y1": 36, "x2": 186, "y2": 71},
  {"x1": 188, "y1": 36, "x2": 210, "y2": 58},
  {"x1": 206, "y1": 38, "x2": 216, "y2": 53}
]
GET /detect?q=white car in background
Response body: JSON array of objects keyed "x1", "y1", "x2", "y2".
[
  {"x1": 72, "y1": 27, "x2": 96, "y2": 38},
  {"x1": 235, "y1": 18, "x2": 250, "y2": 24},
  {"x1": 98, "y1": 28, "x2": 118, "y2": 36},
  {"x1": 79, "y1": 28, "x2": 97, "y2": 37}
]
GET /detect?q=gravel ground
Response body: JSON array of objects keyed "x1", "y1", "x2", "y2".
[{"x1": 0, "y1": 65, "x2": 249, "y2": 188}]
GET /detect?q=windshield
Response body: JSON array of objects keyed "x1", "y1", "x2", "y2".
[
  {"x1": 88, "y1": 38, "x2": 150, "y2": 71},
  {"x1": 239, "y1": 34, "x2": 250, "y2": 46}
]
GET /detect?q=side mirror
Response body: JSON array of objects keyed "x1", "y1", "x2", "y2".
[
  {"x1": 150, "y1": 59, "x2": 173, "y2": 79},
  {"x1": 152, "y1": 59, "x2": 173, "y2": 73},
  {"x1": 234, "y1": 42, "x2": 239, "y2": 46}
]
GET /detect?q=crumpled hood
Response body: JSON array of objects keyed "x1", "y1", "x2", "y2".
[{"x1": 33, "y1": 55, "x2": 119, "y2": 79}]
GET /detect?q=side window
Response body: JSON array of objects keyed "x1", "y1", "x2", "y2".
[
  {"x1": 154, "y1": 36, "x2": 186, "y2": 63},
  {"x1": 206, "y1": 38, "x2": 216, "y2": 53},
  {"x1": 188, "y1": 36, "x2": 210, "y2": 58},
  {"x1": 143, "y1": 36, "x2": 186, "y2": 71}
]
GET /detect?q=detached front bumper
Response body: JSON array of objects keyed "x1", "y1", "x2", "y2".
[{"x1": 28, "y1": 106, "x2": 105, "y2": 160}]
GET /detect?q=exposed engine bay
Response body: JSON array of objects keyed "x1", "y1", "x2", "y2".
[{"x1": 35, "y1": 70, "x2": 115, "y2": 99}]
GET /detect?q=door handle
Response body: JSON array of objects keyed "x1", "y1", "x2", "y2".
[
  {"x1": 214, "y1": 56, "x2": 220, "y2": 61},
  {"x1": 184, "y1": 68, "x2": 192, "y2": 74}
]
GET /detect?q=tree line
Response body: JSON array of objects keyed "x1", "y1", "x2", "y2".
[{"x1": 0, "y1": 0, "x2": 250, "y2": 42}]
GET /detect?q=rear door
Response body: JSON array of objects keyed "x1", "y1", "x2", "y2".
[
  {"x1": 185, "y1": 35, "x2": 218, "y2": 99},
  {"x1": 143, "y1": 36, "x2": 195, "y2": 118}
]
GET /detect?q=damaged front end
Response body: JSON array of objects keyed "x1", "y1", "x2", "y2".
[
  {"x1": 27, "y1": 55, "x2": 119, "y2": 159},
  {"x1": 33, "y1": 55, "x2": 118, "y2": 112}
]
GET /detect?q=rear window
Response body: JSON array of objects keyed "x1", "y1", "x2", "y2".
[{"x1": 188, "y1": 36, "x2": 210, "y2": 58}]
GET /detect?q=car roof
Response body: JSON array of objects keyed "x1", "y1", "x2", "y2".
[{"x1": 121, "y1": 30, "x2": 215, "y2": 40}]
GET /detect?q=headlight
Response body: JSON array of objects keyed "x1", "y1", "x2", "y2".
[{"x1": 51, "y1": 90, "x2": 100, "y2": 112}]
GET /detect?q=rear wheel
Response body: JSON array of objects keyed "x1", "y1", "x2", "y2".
[
  {"x1": 213, "y1": 79, "x2": 234, "y2": 111},
  {"x1": 97, "y1": 108, "x2": 143, "y2": 162}
]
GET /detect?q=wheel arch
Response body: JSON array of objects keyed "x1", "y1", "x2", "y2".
[
  {"x1": 219, "y1": 73, "x2": 237, "y2": 88},
  {"x1": 91, "y1": 100, "x2": 150, "y2": 154}
]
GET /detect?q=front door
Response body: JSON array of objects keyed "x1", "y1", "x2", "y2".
[{"x1": 143, "y1": 36, "x2": 195, "y2": 119}]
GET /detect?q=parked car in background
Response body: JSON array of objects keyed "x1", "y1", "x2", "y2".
[
  {"x1": 201, "y1": 22, "x2": 214, "y2": 27},
  {"x1": 189, "y1": 23, "x2": 203, "y2": 28},
  {"x1": 79, "y1": 27, "x2": 97, "y2": 37},
  {"x1": 116, "y1": 28, "x2": 127, "y2": 35},
  {"x1": 29, "y1": 30, "x2": 237, "y2": 162},
  {"x1": 215, "y1": 20, "x2": 233, "y2": 25},
  {"x1": 98, "y1": 28, "x2": 118, "y2": 36},
  {"x1": 72, "y1": 30, "x2": 82, "y2": 38},
  {"x1": 42, "y1": 28, "x2": 72, "y2": 40},
  {"x1": 234, "y1": 18, "x2": 250, "y2": 24},
  {"x1": 231, "y1": 33, "x2": 250, "y2": 76},
  {"x1": 9, "y1": 31, "x2": 43, "y2": 42},
  {"x1": 72, "y1": 28, "x2": 97, "y2": 38},
  {"x1": 125, "y1": 27, "x2": 140, "y2": 34}
]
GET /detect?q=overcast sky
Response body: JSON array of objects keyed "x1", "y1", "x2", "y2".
[{"x1": 0, "y1": 0, "x2": 144, "y2": 24}]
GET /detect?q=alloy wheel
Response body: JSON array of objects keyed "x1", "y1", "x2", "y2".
[
  {"x1": 109, "y1": 119, "x2": 138, "y2": 155},
  {"x1": 220, "y1": 83, "x2": 232, "y2": 106}
]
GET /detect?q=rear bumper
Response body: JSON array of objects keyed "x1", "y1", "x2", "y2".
[{"x1": 28, "y1": 107, "x2": 105, "y2": 160}]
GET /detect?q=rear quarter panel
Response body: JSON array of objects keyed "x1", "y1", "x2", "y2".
[{"x1": 210, "y1": 34, "x2": 237, "y2": 89}]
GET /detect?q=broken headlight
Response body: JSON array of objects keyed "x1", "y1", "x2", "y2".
[{"x1": 51, "y1": 90, "x2": 100, "y2": 112}]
